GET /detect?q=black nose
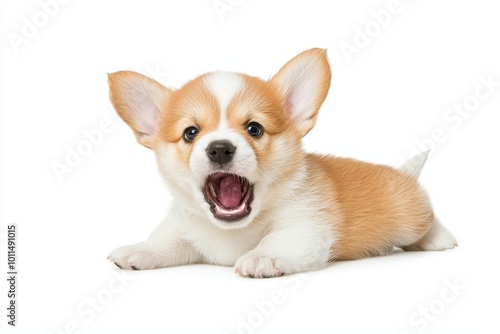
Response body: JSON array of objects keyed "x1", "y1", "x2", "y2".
[{"x1": 206, "y1": 140, "x2": 236, "y2": 165}]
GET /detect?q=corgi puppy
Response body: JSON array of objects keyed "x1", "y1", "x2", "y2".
[{"x1": 107, "y1": 48, "x2": 457, "y2": 278}]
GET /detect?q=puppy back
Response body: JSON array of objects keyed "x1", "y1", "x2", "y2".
[{"x1": 306, "y1": 154, "x2": 434, "y2": 260}]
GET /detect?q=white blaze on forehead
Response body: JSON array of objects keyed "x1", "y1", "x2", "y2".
[{"x1": 203, "y1": 71, "x2": 244, "y2": 129}]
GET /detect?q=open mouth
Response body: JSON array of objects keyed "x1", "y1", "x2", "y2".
[{"x1": 202, "y1": 172, "x2": 254, "y2": 222}]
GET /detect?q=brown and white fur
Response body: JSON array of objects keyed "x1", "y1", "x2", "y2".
[{"x1": 107, "y1": 48, "x2": 457, "y2": 278}]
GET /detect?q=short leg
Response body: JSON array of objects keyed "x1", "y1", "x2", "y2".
[
  {"x1": 108, "y1": 218, "x2": 202, "y2": 270},
  {"x1": 402, "y1": 219, "x2": 457, "y2": 251},
  {"x1": 234, "y1": 227, "x2": 334, "y2": 278}
]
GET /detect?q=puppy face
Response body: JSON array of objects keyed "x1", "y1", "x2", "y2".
[{"x1": 108, "y1": 48, "x2": 331, "y2": 230}]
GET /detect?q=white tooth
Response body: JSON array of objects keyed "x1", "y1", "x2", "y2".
[{"x1": 210, "y1": 183, "x2": 217, "y2": 198}]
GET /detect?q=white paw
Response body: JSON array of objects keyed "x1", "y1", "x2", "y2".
[
  {"x1": 234, "y1": 252, "x2": 285, "y2": 278},
  {"x1": 107, "y1": 244, "x2": 161, "y2": 270},
  {"x1": 427, "y1": 229, "x2": 458, "y2": 250},
  {"x1": 404, "y1": 221, "x2": 458, "y2": 251},
  {"x1": 405, "y1": 236, "x2": 457, "y2": 251}
]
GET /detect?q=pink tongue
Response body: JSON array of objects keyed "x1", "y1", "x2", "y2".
[{"x1": 219, "y1": 176, "x2": 242, "y2": 207}]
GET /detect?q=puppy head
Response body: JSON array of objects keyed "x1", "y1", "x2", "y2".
[{"x1": 108, "y1": 48, "x2": 331, "y2": 229}]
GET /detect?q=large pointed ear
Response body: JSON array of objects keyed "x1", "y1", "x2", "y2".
[
  {"x1": 108, "y1": 71, "x2": 171, "y2": 148},
  {"x1": 270, "y1": 48, "x2": 331, "y2": 137}
]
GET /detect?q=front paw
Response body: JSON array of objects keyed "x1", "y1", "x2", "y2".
[
  {"x1": 234, "y1": 252, "x2": 285, "y2": 278},
  {"x1": 107, "y1": 244, "x2": 160, "y2": 270}
]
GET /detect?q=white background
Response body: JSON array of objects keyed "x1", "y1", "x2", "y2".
[{"x1": 1, "y1": 0, "x2": 499, "y2": 333}]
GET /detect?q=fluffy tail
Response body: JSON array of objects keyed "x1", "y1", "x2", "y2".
[{"x1": 399, "y1": 150, "x2": 430, "y2": 178}]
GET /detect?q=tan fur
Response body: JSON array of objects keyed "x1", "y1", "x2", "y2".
[
  {"x1": 109, "y1": 52, "x2": 435, "y2": 260},
  {"x1": 158, "y1": 74, "x2": 221, "y2": 145},
  {"x1": 229, "y1": 75, "x2": 304, "y2": 180},
  {"x1": 107, "y1": 48, "x2": 455, "y2": 277},
  {"x1": 307, "y1": 154, "x2": 434, "y2": 260},
  {"x1": 270, "y1": 48, "x2": 331, "y2": 137},
  {"x1": 108, "y1": 71, "x2": 171, "y2": 148}
]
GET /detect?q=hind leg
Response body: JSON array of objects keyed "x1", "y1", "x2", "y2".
[{"x1": 402, "y1": 218, "x2": 457, "y2": 251}]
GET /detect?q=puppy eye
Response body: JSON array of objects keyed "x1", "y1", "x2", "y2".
[
  {"x1": 183, "y1": 126, "x2": 199, "y2": 142},
  {"x1": 245, "y1": 122, "x2": 264, "y2": 138}
]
